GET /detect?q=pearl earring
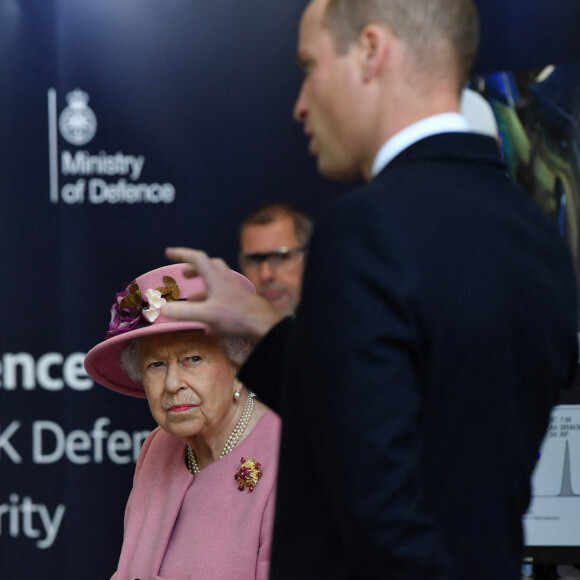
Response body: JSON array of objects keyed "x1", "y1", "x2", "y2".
[{"x1": 234, "y1": 390, "x2": 241, "y2": 401}]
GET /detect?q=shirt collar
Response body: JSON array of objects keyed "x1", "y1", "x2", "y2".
[{"x1": 371, "y1": 113, "x2": 470, "y2": 178}]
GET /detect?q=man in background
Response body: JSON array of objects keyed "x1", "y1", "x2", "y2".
[{"x1": 238, "y1": 202, "x2": 313, "y2": 317}]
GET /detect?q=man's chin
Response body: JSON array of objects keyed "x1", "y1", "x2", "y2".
[
  {"x1": 265, "y1": 296, "x2": 296, "y2": 318},
  {"x1": 273, "y1": 305, "x2": 297, "y2": 318}
]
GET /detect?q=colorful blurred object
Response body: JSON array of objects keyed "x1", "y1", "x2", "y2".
[{"x1": 471, "y1": 66, "x2": 580, "y2": 274}]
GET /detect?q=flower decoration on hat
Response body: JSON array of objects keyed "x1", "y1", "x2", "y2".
[
  {"x1": 143, "y1": 289, "x2": 166, "y2": 323},
  {"x1": 106, "y1": 276, "x2": 180, "y2": 339},
  {"x1": 234, "y1": 457, "x2": 263, "y2": 493}
]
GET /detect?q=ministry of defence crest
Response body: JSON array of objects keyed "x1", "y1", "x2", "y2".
[{"x1": 58, "y1": 89, "x2": 97, "y2": 146}]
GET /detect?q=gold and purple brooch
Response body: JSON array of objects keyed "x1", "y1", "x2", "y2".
[{"x1": 235, "y1": 457, "x2": 263, "y2": 492}]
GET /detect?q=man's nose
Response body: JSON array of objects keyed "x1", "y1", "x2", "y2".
[
  {"x1": 293, "y1": 84, "x2": 308, "y2": 123},
  {"x1": 259, "y1": 259, "x2": 276, "y2": 281}
]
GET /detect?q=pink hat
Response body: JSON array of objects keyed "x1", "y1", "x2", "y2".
[{"x1": 84, "y1": 263, "x2": 254, "y2": 398}]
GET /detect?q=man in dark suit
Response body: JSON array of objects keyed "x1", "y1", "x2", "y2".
[{"x1": 163, "y1": 0, "x2": 578, "y2": 577}]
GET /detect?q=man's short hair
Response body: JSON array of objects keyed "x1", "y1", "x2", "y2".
[
  {"x1": 239, "y1": 202, "x2": 314, "y2": 248},
  {"x1": 322, "y1": 0, "x2": 480, "y2": 89}
]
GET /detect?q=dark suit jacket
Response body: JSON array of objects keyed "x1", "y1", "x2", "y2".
[{"x1": 240, "y1": 133, "x2": 578, "y2": 579}]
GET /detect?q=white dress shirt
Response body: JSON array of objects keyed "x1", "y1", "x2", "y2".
[{"x1": 371, "y1": 113, "x2": 470, "y2": 178}]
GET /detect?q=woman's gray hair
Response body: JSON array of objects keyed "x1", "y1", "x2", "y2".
[
  {"x1": 119, "y1": 334, "x2": 252, "y2": 383},
  {"x1": 217, "y1": 336, "x2": 252, "y2": 366},
  {"x1": 120, "y1": 340, "x2": 142, "y2": 382}
]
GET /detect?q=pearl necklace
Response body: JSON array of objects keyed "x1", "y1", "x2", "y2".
[{"x1": 186, "y1": 394, "x2": 254, "y2": 475}]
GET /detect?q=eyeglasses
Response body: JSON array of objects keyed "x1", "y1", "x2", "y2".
[{"x1": 239, "y1": 246, "x2": 307, "y2": 272}]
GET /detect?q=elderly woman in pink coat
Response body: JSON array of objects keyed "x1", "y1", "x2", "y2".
[{"x1": 84, "y1": 263, "x2": 281, "y2": 580}]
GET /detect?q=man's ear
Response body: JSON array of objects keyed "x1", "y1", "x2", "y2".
[{"x1": 357, "y1": 24, "x2": 391, "y2": 82}]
